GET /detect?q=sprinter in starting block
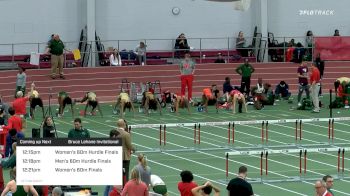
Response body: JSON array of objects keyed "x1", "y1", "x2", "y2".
[
  {"x1": 75, "y1": 92, "x2": 103, "y2": 117},
  {"x1": 142, "y1": 91, "x2": 162, "y2": 115},
  {"x1": 172, "y1": 93, "x2": 191, "y2": 114},
  {"x1": 113, "y1": 91, "x2": 135, "y2": 117},
  {"x1": 229, "y1": 89, "x2": 247, "y2": 114}
]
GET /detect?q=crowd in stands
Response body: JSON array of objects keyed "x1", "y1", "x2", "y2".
[{"x1": 2, "y1": 28, "x2": 346, "y2": 70}]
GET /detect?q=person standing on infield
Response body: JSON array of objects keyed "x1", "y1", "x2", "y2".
[
  {"x1": 179, "y1": 53, "x2": 195, "y2": 103},
  {"x1": 226, "y1": 166, "x2": 254, "y2": 196},
  {"x1": 309, "y1": 63, "x2": 321, "y2": 113},
  {"x1": 236, "y1": 58, "x2": 255, "y2": 97}
]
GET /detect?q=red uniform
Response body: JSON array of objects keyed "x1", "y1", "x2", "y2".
[
  {"x1": 2, "y1": 115, "x2": 22, "y2": 131},
  {"x1": 178, "y1": 181, "x2": 198, "y2": 196},
  {"x1": 310, "y1": 67, "x2": 321, "y2": 84},
  {"x1": 203, "y1": 88, "x2": 213, "y2": 98},
  {"x1": 230, "y1": 90, "x2": 242, "y2": 96},
  {"x1": 12, "y1": 97, "x2": 29, "y2": 115},
  {"x1": 286, "y1": 47, "x2": 294, "y2": 62}
]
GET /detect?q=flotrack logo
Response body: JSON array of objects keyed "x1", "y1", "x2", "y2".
[{"x1": 299, "y1": 9, "x2": 335, "y2": 16}]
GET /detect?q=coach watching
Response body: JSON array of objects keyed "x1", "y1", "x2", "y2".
[
  {"x1": 227, "y1": 166, "x2": 254, "y2": 196},
  {"x1": 46, "y1": 34, "x2": 66, "y2": 79},
  {"x1": 68, "y1": 118, "x2": 90, "y2": 138},
  {"x1": 116, "y1": 119, "x2": 135, "y2": 185},
  {"x1": 309, "y1": 63, "x2": 321, "y2": 113},
  {"x1": 236, "y1": 58, "x2": 255, "y2": 97},
  {"x1": 179, "y1": 53, "x2": 195, "y2": 103}
]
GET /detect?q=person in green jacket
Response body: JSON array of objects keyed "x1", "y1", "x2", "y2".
[
  {"x1": 68, "y1": 118, "x2": 90, "y2": 138},
  {"x1": 236, "y1": 58, "x2": 255, "y2": 97},
  {"x1": 1, "y1": 142, "x2": 16, "y2": 169}
]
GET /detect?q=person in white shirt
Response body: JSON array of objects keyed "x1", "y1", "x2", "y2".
[
  {"x1": 150, "y1": 174, "x2": 168, "y2": 196},
  {"x1": 109, "y1": 48, "x2": 122, "y2": 66}
]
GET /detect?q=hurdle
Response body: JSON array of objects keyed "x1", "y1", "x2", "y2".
[
  {"x1": 225, "y1": 147, "x2": 350, "y2": 183},
  {"x1": 131, "y1": 117, "x2": 350, "y2": 153}
]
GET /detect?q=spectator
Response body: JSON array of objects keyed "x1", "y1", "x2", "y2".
[
  {"x1": 285, "y1": 43, "x2": 295, "y2": 62},
  {"x1": 289, "y1": 38, "x2": 296, "y2": 47},
  {"x1": 314, "y1": 180, "x2": 332, "y2": 196},
  {"x1": 191, "y1": 181, "x2": 220, "y2": 196},
  {"x1": 0, "y1": 167, "x2": 39, "y2": 196},
  {"x1": 236, "y1": 58, "x2": 255, "y2": 97},
  {"x1": 150, "y1": 175, "x2": 168, "y2": 196},
  {"x1": 214, "y1": 53, "x2": 226, "y2": 63},
  {"x1": 135, "y1": 154, "x2": 151, "y2": 187},
  {"x1": 223, "y1": 77, "x2": 234, "y2": 102},
  {"x1": 297, "y1": 61, "x2": 310, "y2": 107},
  {"x1": 29, "y1": 82, "x2": 44, "y2": 120},
  {"x1": 0, "y1": 108, "x2": 5, "y2": 126},
  {"x1": 121, "y1": 167, "x2": 149, "y2": 196},
  {"x1": 275, "y1": 81, "x2": 291, "y2": 100},
  {"x1": 15, "y1": 67, "x2": 26, "y2": 97},
  {"x1": 46, "y1": 34, "x2": 67, "y2": 79},
  {"x1": 175, "y1": 33, "x2": 190, "y2": 57},
  {"x1": 1, "y1": 142, "x2": 17, "y2": 169},
  {"x1": 135, "y1": 42, "x2": 147, "y2": 66},
  {"x1": 5, "y1": 129, "x2": 24, "y2": 158},
  {"x1": 226, "y1": 166, "x2": 254, "y2": 196},
  {"x1": 116, "y1": 119, "x2": 135, "y2": 185},
  {"x1": 68, "y1": 118, "x2": 90, "y2": 138},
  {"x1": 52, "y1": 187, "x2": 63, "y2": 196},
  {"x1": 2, "y1": 107, "x2": 22, "y2": 133},
  {"x1": 0, "y1": 95, "x2": 9, "y2": 116},
  {"x1": 293, "y1": 42, "x2": 305, "y2": 63},
  {"x1": 110, "y1": 48, "x2": 122, "y2": 66},
  {"x1": 309, "y1": 63, "x2": 321, "y2": 113},
  {"x1": 179, "y1": 53, "x2": 196, "y2": 102},
  {"x1": 306, "y1": 30, "x2": 313, "y2": 56},
  {"x1": 322, "y1": 175, "x2": 334, "y2": 196},
  {"x1": 43, "y1": 116, "x2": 56, "y2": 138},
  {"x1": 236, "y1": 31, "x2": 248, "y2": 57},
  {"x1": 314, "y1": 53, "x2": 325, "y2": 96},
  {"x1": 178, "y1": 170, "x2": 198, "y2": 196},
  {"x1": 334, "y1": 29, "x2": 340, "y2": 36}
]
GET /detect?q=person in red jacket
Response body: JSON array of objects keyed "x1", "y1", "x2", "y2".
[
  {"x1": 178, "y1": 170, "x2": 198, "y2": 196},
  {"x1": 12, "y1": 82, "x2": 34, "y2": 130},
  {"x1": 179, "y1": 53, "x2": 195, "y2": 102},
  {"x1": 309, "y1": 63, "x2": 321, "y2": 113},
  {"x1": 2, "y1": 107, "x2": 22, "y2": 132}
]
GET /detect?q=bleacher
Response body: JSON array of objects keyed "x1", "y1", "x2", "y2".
[
  {"x1": 0, "y1": 48, "x2": 256, "y2": 69},
  {"x1": 0, "y1": 53, "x2": 81, "y2": 69},
  {"x1": 99, "y1": 49, "x2": 255, "y2": 66}
]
